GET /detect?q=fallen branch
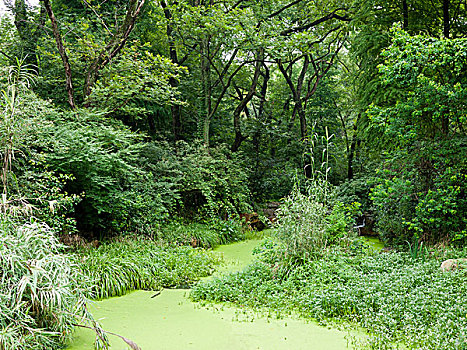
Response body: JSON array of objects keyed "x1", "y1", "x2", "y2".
[{"x1": 73, "y1": 324, "x2": 141, "y2": 350}]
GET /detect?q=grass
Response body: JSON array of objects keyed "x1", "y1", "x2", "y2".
[
  {"x1": 191, "y1": 239, "x2": 467, "y2": 349},
  {"x1": 158, "y1": 218, "x2": 245, "y2": 248},
  {"x1": 74, "y1": 236, "x2": 221, "y2": 299},
  {"x1": 0, "y1": 218, "x2": 224, "y2": 349}
]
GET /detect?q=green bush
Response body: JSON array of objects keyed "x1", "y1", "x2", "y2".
[
  {"x1": 326, "y1": 201, "x2": 361, "y2": 245},
  {"x1": 367, "y1": 32, "x2": 467, "y2": 245},
  {"x1": 370, "y1": 138, "x2": 467, "y2": 244},
  {"x1": 370, "y1": 170, "x2": 417, "y2": 243},
  {"x1": 42, "y1": 112, "x2": 152, "y2": 235},
  {"x1": 139, "y1": 140, "x2": 252, "y2": 220},
  {"x1": 174, "y1": 141, "x2": 252, "y2": 218},
  {"x1": 0, "y1": 66, "x2": 78, "y2": 235}
]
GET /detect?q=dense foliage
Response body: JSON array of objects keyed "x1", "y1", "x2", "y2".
[
  {"x1": 75, "y1": 237, "x2": 220, "y2": 299},
  {"x1": 1, "y1": 0, "x2": 465, "y2": 245},
  {"x1": 0, "y1": 218, "x2": 104, "y2": 350},
  {"x1": 368, "y1": 31, "x2": 467, "y2": 244}
]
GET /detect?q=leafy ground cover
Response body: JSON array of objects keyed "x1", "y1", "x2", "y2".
[{"x1": 191, "y1": 240, "x2": 467, "y2": 349}]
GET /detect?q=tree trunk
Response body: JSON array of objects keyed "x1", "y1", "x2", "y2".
[
  {"x1": 231, "y1": 48, "x2": 264, "y2": 152},
  {"x1": 200, "y1": 36, "x2": 212, "y2": 148},
  {"x1": 41, "y1": 0, "x2": 76, "y2": 109},
  {"x1": 402, "y1": 0, "x2": 408, "y2": 29},
  {"x1": 442, "y1": 0, "x2": 450, "y2": 134},
  {"x1": 161, "y1": 0, "x2": 183, "y2": 142},
  {"x1": 443, "y1": 0, "x2": 450, "y2": 38},
  {"x1": 347, "y1": 112, "x2": 361, "y2": 180},
  {"x1": 277, "y1": 56, "x2": 311, "y2": 177}
]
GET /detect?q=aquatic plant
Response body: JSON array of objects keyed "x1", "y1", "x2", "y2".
[
  {"x1": 192, "y1": 242, "x2": 467, "y2": 349},
  {"x1": 75, "y1": 237, "x2": 220, "y2": 299},
  {"x1": 275, "y1": 181, "x2": 359, "y2": 259}
]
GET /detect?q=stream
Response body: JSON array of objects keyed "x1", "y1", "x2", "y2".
[{"x1": 67, "y1": 239, "x2": 358, "y2": 349}]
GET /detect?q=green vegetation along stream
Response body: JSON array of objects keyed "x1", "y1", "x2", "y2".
[{"x1": 68, "y1": 239, "x2": 356, "y2": 349}]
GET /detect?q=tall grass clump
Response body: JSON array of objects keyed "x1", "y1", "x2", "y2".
[
  {"x1": 275, "y1": 129, "x2": 360, "y2": 260},
  {"x1": 75, "y1": 237, "x2": 221, "y2": 299},
  {"x1": 275, "y1": 179, "x2": 359, "y2": 260},
  {"x1": 0, "y1": 218, "x2": 104, "y2": 349},
  {"x1": 275, "y1": 180, "x2": 330, "y2": 258}
]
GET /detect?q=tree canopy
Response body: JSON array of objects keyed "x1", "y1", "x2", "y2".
[{"x1": 0, "y1": 0, "x2": 465, "y2": 243}]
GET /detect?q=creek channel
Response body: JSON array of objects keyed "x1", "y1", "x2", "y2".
[{"x1": 67, "y1": 239, "x2": 359, "y2": 350}]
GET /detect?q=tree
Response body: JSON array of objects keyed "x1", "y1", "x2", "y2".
[
  {"x1": 368, "y1": 31, "x2": 467, "y2": 243},
  {"x1": 36, "y1": 0, "x2": 145, "y2": 108}
]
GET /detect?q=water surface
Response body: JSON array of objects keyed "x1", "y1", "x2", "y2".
[{"x1": 68, "y1": 240, "x2": 357, "y2": 349}]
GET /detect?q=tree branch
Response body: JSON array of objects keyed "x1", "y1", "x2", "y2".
[
  {"x1": 84, "y1": 0, "x2": 145, "y2": 98},
  {"x1": 280, "y1": 8, "x2": 350, "y2": 36}
]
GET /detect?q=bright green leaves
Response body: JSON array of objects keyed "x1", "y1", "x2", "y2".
[
  {"x1": 372, "y1": 30, "x2": 467, "y2": 140},
  {"x1": 365, "y1": 30, "x2": 467, "y2": 243},
  {"x1": 87, "y1": 42, "x2": 185, "y2": 114}
]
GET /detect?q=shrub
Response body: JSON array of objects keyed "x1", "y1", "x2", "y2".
[
  {"x1": 42, "y1": 112, "x2": 150, "y2": 235},
  {"x1": 367, "y1": 32, "x2": 467, "y2": 245},
  {"x1": 275, "y1": 179, "x2": 359, "y2": 258},
  {"x1": 139, "y1": 141, "x2": 252, "y2": 221},
  {"x1": 174, "y1": 141, "x2": 252, "y2": 218},
  {"x1": 326, "y1": 201, "x2": 361, "y2": 245},
  {"x1": 275, "y1": 183, "x2": 328, "y2": 258},
  {"x1": 370, "y1": 138, "x2": 467, "y2": 244}
]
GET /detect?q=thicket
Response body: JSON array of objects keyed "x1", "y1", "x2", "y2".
[
  {"x1": 366, "y1": 31, "x2": 467, "y2": 245},
  {"x1": 2, "y1": 0, "x2": 465, "y2": 247},
  {"x1": 0, "y1": 89, "x2": 251, "y2": 238},
  {"x1": 0, "y1": 0, "x2": 466, "y2": 348},
  {"x1": 275, "y1": 179, "x2": 361, "y2": 259}
]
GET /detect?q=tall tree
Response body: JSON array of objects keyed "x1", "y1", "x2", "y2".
[{"x1": 37, "y1": 0, "x2": 145, "y2": 108}]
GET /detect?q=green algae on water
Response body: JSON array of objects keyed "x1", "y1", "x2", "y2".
[{"x1": 67, "y1": 240, "x2": 356, "y2": 350}]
